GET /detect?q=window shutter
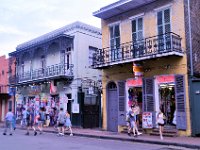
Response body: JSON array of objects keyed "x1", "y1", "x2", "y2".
[
  {"x1": 143, "y1": 78, "x2": 156, "y2": 127},
  {"x1": 175, "y1": 75, "x2": 187, "y2": 130},
  {"x1": 118, "y1": 81, "x2": 126, "y2": 126}
]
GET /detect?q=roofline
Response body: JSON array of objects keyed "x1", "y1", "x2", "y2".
[
  {"x1": 16, "y1": 21, "x2": 101, "y2": 51},
  {"x1": 9, "y1": 34, "x2": 73, "y2": 56},
  {"x1": 93, "y1": 0, "x2": 158, "y2": 19}
]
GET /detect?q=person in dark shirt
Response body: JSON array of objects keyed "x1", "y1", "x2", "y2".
[{"x1": 25, "y1": 107, "x2": 37, "y2": 136}]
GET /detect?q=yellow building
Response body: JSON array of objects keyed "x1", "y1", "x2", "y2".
[{"x1": 92, "y1": 0, "x2": 194, "y2": 136}]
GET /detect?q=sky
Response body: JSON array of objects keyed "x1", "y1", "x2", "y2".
[{"x1": 0, "y1": 0, "x2": 117, "y2": 57}]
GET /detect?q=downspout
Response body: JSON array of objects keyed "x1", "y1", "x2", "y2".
[{"x1": 187, "y1": 0, "x2": 193, "y2": 77}]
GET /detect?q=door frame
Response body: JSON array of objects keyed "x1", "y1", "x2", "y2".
[{"x1": 106, "y1": 81, "x2": 118, "y2": 132}]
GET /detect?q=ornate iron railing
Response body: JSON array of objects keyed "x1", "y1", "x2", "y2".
[
  {"x1": 92, "y1": 32, "x2": 183, "y2": 68},
  {"x1": 9, "y1": 63, "x2": 74, "y2": 84}
]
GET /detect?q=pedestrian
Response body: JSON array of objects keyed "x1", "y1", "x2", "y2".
[
  {"x1": 21, "y1": 108, "x2": 27, "y2": 128},
  {"x1": 25, "y1": 108, "x2": 37, "y2": 136},
  {"x1": 127, "y1": 105, "x2": 137, "y2": 137},
  {"x1": 157, "y1": 107, "x2": 165, "y2": 140},
  {"x1": 12, "y1": 112, "x2": 16, "y2": 131},
  {"x1": 37, "y1": 107, "x2": 45, "y2": 134},
  {"x1": 3, "y1": 109, "x2": 14, "y2": 136},
  {"x1": 65, "y1": 111, "x2": 73, "y2": 136},
  {"x1": 133, "y1": 102, "x2": 142, "y2": 136},
  {"x1": 57, "y1": 108, "x2": 66, "y2": 136}
]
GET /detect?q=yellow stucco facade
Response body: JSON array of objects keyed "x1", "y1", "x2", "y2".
[{"x1": 100, "y1": 0, "x2": 191, "y2": 136}]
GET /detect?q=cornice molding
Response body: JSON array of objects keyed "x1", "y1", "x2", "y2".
[{"x1": 16, "y1": 21, "x2": 101, "y2": 50}]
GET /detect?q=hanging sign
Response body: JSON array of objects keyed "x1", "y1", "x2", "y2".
[
  {"x1": 133, "y1": 63, "x2": 143, "y2": 78},
  {"x1": 142, "y1": 112, "x2": 153, "y2": 128}
]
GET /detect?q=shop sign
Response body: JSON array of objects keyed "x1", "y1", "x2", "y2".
[
  {"x1": 40, "y1": 93, "x2": 48, "y2": 102},
  {"x1": 72, "y1": 103, "x2": 79, "y2": 113},
  {"x1": 142, "y1": 112, "x2": 153, "y2": 128},
  {"x1": 127, "y1": 78, "x2": 142, "y2": 87},
  {"x1": 156, "y1": 75, "x2": 175, "y2": 84},
  {"x1": 29, "y1": 85, "x2": 41, "y2": 95},
  {"x1": 133, "y1": 63, "x2": 143, "y2": 78},
  {"x1": 15, "y1": 94, "x2": 23, "y2": 104}
]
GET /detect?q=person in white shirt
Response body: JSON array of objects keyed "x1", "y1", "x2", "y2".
[
  {"x1": 3, "y1": 109, "x2": 14, "y2": 135},
  {"x1": 157, "y1": 108, "x2": 165, "y2": 140}
]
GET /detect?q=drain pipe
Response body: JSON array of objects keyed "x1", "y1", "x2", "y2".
[{"x1": 187, "y1": 0, "x2": 193, "y2": 77}]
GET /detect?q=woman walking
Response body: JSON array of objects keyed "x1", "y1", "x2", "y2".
[
  {"x1": 157, "y1": 108, "x2": 165, "y2": 140},
  {"x1": 65, "y1": 111, "x2": 73, "y2": 136},
  {"x1": 127, "y1": 105, "x2": 137, "y2": 137}
]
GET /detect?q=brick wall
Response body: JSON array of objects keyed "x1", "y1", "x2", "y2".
[{"x1": 184, "y1": 0, "x2": 200, "y2": 77}]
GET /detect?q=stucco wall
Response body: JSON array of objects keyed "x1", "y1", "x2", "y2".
[{"x1": 100, "y1": 0, "x2": 191, "y2": 136}]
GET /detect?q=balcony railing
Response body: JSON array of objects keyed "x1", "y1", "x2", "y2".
[
  {"x1": 0, "y1": 85, "x2": 8, "y2": 94},
  {"x1": 92, "y1": 32, "x2": 183, "y2": 68},
  {"x1": 9, "y1": 63, "x2": 74, "y2": 84}
]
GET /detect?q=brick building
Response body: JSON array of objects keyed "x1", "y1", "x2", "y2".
[{"x1": 0, "y1": 55, "x2": 15, "y2": 121}]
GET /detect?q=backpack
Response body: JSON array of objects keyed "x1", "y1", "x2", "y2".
[
  {"x1": 26, "y1": 112, "x2": 30, "y2": 121},
  {"x1": 39, "y1": 112, "x2": 45, "y2": 121}
]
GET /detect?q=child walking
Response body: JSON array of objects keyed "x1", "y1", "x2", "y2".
[{"x1": 65, "y1": 111, "x2": 73, "y2": 136}]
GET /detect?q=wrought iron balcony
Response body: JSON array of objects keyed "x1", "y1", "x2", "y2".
[
  {"x1": 0, "y1": 85, "x2": 8, "y2": 94},
  {"x1": 91, "y1": 32, "x2": 184, "y2": 68},
  {"x1": 10, "y1": 63, "x2": 74, "y2": 84}
]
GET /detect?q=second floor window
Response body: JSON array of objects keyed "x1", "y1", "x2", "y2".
[
  {"x1": 157, "y1": 8, "x2": 171, "y2": 34},
  {"x1": 89, "y1": 46, "x2": 98, "y2": 66},
  {"x1": 41, "y1": 56, "x2": 46, "y2": 73},
  {"x1": 21, "y1": 63, "x2": 24, "y2": 76},
  {"x1": 157, "y1": 8, "x2": 171, "y2": 51},
  {"x1": 132, "y1": 17, "x2": 143, "y2": 42},
  {"x1": 109, "y1": 24, "x2": 120, "y2": 61}
]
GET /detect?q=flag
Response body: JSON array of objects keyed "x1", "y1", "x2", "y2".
[{"x1": 50, "y1": 81, "x2": 57, "y2": 94}]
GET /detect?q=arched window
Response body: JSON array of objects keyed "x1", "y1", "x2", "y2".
[{"x1": 107, "y1": 82, "x2": 117, "y2": 90}]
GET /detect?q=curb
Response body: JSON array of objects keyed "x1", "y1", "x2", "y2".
[{"x1": 2, "y1": 127, "x2": 200, "y2": 149}]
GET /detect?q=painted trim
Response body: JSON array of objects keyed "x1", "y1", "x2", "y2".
[
  {"x1": 129, "y1": 13, "x2": 145, "y2": 20},
  {"x1": 154, "y1": 3, "x2": 172, "y2": 12},
  {"x1": 108, "y1": 21, "x2": 121, "y2": 27}
]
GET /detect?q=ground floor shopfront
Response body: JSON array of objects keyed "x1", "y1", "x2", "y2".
[
  {"x1": 14, "y1": 80, "x2": 101, "y2": 128},
  {"x1": 102, "y1": 64, "x2": 191, "y2": 136}
]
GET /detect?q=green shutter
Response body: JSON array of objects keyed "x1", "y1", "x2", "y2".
[
  {"x1": 118, "y1": 81, "x2": 126, "y2": 126},
  {"x1": 175, "y1": 75, "x2": 187, "y2": 130}
]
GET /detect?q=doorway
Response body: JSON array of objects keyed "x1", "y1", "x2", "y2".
[
  {"x1": 159, "y1": 83, "x2": 176, "y2": 126},
  {"x1": 107, "y1": 82, "x2": 118, "y2": 132},
  {"x1": 127, "y1": 87, "x2": 143, "y2": 126},
  {"x1": 1, "y1": 100, "x2": 5, "y2": 121}
]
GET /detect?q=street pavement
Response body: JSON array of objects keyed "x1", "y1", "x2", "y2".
[
  {"x1": 0, "y1": 129, "x2": 196, "y2": 150},
  {"x1": 0, "y1": 124, "x2": 200, "y2": 150}
]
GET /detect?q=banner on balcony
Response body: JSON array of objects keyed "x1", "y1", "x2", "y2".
[
  {"x1": 50, "y1": 80, "x2": 57, "y2": 95},
  {"x1": 133, "y1": 63, "x2": 143, "y2": 78}
]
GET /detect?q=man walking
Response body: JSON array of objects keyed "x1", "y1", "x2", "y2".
[
  {"x1": 25, "y1": 107, "x2": 37, "y2": 136},
  {"x1": 57, "y1": 108, "x2": 66, "y2": 136},
  {"x1": 3, "y1": 109, "x2": 14, "y2": 135}
]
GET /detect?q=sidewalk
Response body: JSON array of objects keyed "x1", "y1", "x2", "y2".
[{"x1": 1, "y1": 123, "x2": 200, "y2": 149}]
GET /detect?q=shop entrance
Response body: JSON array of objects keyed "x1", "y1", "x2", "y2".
[
  {"x1": 159, "y1": 83, "x2": 176, "y2": 126},
  {"x1": 128, "y1": 87, "x2": 143, "y2": 126}
]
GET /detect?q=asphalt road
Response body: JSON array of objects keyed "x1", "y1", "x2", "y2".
[{"x1": 0, "y1": 129, "x2": 194, "y2": 150}]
